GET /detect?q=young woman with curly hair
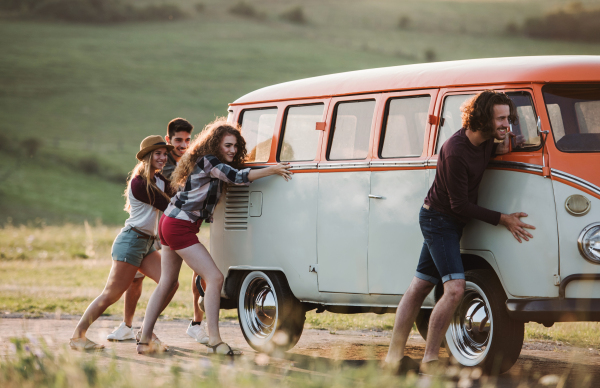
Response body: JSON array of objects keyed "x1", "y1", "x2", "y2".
[
  {"x1": 70, "y1": 136, "x2": 179, "y2": 351},
  {"x1": 137, "y1": 118, "x2": 292, "y2": 355}
]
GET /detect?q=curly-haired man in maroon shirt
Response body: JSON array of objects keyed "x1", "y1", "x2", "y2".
[{"x1": 385, "y1": 90, "x2": 535, "y2": 374}]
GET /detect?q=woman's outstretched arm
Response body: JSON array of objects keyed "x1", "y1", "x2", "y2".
[{"x1": 248, "y1": 163, "x2": 293, "y2": 182}]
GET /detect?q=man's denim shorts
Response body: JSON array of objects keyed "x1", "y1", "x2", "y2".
[
  {"x1": 415, "y1": 206, "x2": 467, "y2": 285},
  {"x1": 111, "y1": 227, "x2": 156, "y2": 268}
]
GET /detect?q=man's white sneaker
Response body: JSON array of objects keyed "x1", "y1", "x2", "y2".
[
  {"x1": 107, "y1": 322, "x2": 136, "y2": 341},
  {"x1": 186, "y1": 321, "x2": 209, "y2": 345}
]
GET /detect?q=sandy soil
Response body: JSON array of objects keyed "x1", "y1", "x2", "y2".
[{"x1": 1, "y1": 316, "x2": 599, "y2": 387}]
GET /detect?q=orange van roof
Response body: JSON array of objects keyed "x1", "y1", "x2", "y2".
[{"x1": 231, "y1": 56, "x2": 600, "y2": 105}]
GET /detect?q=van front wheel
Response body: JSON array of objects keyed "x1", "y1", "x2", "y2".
[
  {"x1": 445, "y1": 269, "x2": 524, "y2": 374},
  {"x1": 237, "y1": 271, "x2": 305, "y2": 353}
]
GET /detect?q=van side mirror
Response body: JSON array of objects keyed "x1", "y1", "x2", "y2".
[{"x1": 537, "y1": 116, "x2": 548, "y2": 136}]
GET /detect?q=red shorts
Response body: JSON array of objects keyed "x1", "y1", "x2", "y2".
[{"x1": 159, "y1": 214, "x2": 203, "y2": 251}]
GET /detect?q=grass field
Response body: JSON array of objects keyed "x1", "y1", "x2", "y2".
[
  {"x1": 2, "y1": 0, "x2": 600, "y2": 225},
  {"x1": 2, "y1": 223, "x2": 600, "y2": 349}
]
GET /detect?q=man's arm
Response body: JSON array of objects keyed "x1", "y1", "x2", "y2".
[{"x1": 445, "y1": 156, "x2": 502, "y2": 225}]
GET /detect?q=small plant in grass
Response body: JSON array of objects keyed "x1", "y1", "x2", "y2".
[
  {"x1": 79, "y1": 156, "x2": 100, "y2": 175},
  {"x1": 194, "y1": 2, "x2": 205, "y2": 13},
  {"x1": 229, "y1": 1, "x2": 257, "y2": 18},
  {"x1": 21, "y1": 138, "x2": 43, "y2": 158},
  {"x1": 397, "y1": 15, "x2": 411, "y2": 29},
  {"x1": 280, "y1": 5, "x2": 306, "y2": 25},
  {"x1": 424, "y1": 48, "x2": 437, "y2": 62},
  {"x1": 136, "y1": 4, "x2": 186, "y2": 22},
  {"x1": 505, "y1": 22, "x2": 519, "y2": 35}
]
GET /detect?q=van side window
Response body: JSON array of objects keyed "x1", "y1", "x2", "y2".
[
  {"x1": 380, "y1": 96, "x2": 430, "y2": 158},
  {"x1": 240, "y1": 108, "x2": 278, "y2": 163},
  {"x1": 543, "y1": 84, "x2": 600, "y2": 152},
  {"x1": 507, "y1": 92, "x2": 541, "y2": 150},
  {"x1": 279, "y1": 104, "x2": 324, "y2": 162},
  {"x1": 328, "y1": 100, "x2": 376, "y2": 160},
  {"x1": 435, "y1": 94, "x2": 475, "y2": 154}
]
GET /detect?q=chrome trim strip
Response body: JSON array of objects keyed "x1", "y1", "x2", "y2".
[
  {"x1": 370, "y1": 160, "x2": 426, "y2": 168},
  {"x1": 319, "y1": 162, "x2": 370, "y2": 170},
  {"x1": 299, "y1": 300, "x2": 399, "y2": 308},
  {"x1": 488, "y1": 161, "x2": 543, "y2": 173},
  {"x1": 552, "y1": 169, "x2": 600, "y2": 196},
  {"x1": 288, "y1": 163, "x2": 318, "y2": 170},
  {"x1": 427, "y1": 159, "x2": 438, "y2": 166}
]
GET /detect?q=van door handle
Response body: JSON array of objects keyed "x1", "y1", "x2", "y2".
[{"x1": 369, "y1": 194, "x2": 384, "y2": 199}]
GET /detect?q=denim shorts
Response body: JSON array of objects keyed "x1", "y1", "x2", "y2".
[
  {"x1": 415, "y1": 206, "x2": 467, "y2": 285},
  {"x1": 111, "y1": 227, "x2": 157, "y2": 268}
]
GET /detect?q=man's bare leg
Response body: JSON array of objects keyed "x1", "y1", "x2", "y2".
[
  {"x1": 385, "y1": 277, "x2": 435, "y2": 366},
  {"x1": 422, "y1": 279, "x2": 465, "y2": 363},
  {"x1": 123, "y1": 276, "x2": 143, "y2": 327},
  {"x1": 186, "y1": 271, "x2": 208, "y2": 343},
  {"x1": 191, "y1": 271, "x2": 204, "y2": 322}
]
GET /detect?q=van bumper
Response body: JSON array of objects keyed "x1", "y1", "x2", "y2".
[{"x1": 506, "y1": 298, "x2": 600, "y2": 322}]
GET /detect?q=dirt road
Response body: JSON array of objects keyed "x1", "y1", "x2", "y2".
[{"x1": 1, "y1": 316, "x2": 599, "y2": 387}]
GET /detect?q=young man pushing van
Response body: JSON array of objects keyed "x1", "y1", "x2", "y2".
[{"x1": 385, "y1": 90, "x2": 535, "y2": 373}]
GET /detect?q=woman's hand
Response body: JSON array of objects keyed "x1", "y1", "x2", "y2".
[
  {"x1": 270, "y1": 163, "x2": 293, "y2": 181},
  {"x1": 247, "y1": 163, "x2": 293, "y2": 182}
]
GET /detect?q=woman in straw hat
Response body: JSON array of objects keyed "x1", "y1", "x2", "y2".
[
  {"x1": 70, "y1": 135, "x2": 179, "y2": 351},
  {"x1": 137, "y1": 118, "x2": 292, "y2": 355}
]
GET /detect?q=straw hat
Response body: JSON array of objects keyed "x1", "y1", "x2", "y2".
[{"x1": 136, "y1": 135, "x2": 174, "y2": 161}]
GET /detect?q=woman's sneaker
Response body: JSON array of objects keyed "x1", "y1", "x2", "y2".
[
  {"x1": 186, "y1": 321, "x2": 209, "y2": 345},
  {"x1": 107, "y1": 322, "x2": 136, "y2": 341}
]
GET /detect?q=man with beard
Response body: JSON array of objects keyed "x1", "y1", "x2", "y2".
[{"x1": 384, "y1": 91, "x2": 535, "y2": 374}]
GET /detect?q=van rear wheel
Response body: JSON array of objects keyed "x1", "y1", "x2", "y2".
[
  {"x1": 237, "y1": 271, "x2": 305, "y2": 353},
  {"x1": 445, "y1": 270, "x2": 524, "y2": 374}
]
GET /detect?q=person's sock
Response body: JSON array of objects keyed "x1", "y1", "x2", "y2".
[{"x1": 191, "y1": 320, "x2": 202, "y2": 326}]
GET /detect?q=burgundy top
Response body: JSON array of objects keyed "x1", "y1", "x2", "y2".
[
  {"x1": 424, "y1": 128, "x2": 501, "y2": 225},
  {"x1": 130, "y1": 173, "x2": 174, "y2": 212}
]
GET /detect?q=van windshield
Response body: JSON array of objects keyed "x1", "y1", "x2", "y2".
[{"x1": 543, "y1": 84, "x2": 600, "y2": 153}]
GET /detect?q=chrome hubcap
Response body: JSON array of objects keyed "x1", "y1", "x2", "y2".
[
  {"x1": 448, "y1": 287, "x2": 492, "y2": 360},
  {"x1": 243, "y1": 277, "x2": 277, "y2": 339}
]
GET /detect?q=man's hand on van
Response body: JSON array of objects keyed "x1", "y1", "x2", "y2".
[{"x1": 499, "y1": 212, "x2": 535, "y2": 243}]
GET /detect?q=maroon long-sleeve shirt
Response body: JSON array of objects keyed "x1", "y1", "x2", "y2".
[
  {"x1": 424, "y1": 128, "x2": 501, "y2": 225},
  {"x1": 130, "y1": 173, "x2": 175, "y2": 212}
]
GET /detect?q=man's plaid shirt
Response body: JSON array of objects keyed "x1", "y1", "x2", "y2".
[{"x1": 164, "y1": 155, "x2": 250, "y2": 222}]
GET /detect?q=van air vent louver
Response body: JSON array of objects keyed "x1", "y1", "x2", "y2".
[{"x1": 224, "y1": 186, "x2": 250, "y2": 231}]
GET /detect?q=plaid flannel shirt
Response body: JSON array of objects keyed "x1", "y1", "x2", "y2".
[{"x1": 164, "y1": 155, "x2": 251, "y2": 222}]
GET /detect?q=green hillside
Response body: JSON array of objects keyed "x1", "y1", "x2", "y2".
[{"x1": 1, "y1": 0, "x2": 600, "y2": 225}]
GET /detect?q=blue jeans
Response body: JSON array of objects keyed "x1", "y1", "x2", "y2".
[{"x1": 415, "y1": 206, "x2": 467, "y2": 285}]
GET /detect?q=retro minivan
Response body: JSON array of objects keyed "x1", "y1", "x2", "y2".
[{"x1": 211, "y1": 56, "x2": 600, "y2": 373}]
